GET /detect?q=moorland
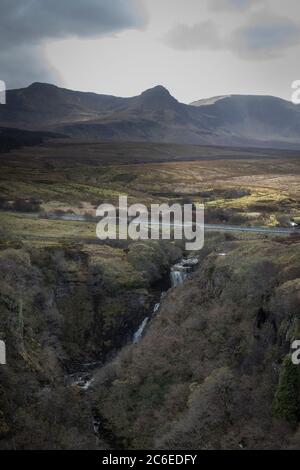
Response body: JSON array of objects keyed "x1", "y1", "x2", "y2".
[{"x1": 0, "y1": 139, "x2": 300, "y2": 449}]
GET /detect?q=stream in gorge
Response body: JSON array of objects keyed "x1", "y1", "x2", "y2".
[
  {"x1": 65, "y1": 255, "x2": 199, "y2": 447},
  {"x1": 132, "y1": 257, "x2": 199, "y2": 343}
]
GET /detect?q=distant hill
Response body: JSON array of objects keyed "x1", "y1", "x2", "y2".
[
  {"x1": 190, "y1": 94, "x2": 300, "y2": 148},
  {"x1": 0, "y1": 82, "x2": 300, "y2": 149}
]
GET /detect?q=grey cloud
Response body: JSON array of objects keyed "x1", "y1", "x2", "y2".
[
  {"x1": 0, "y1": 0, "x2": 147, "y2": 88},
  {"x1": 229, "y1": 13, "x2": 300, "y2": 59},
  {"x1": 0, "y1": 45, "x2": 60, "y2": 89},
  {"x1": 164, "y1": 21, "x2": 222, "y2": 51},
  {"x1": 165, "y1": 12, "x2": 300, "y2": 60},
  {"x1": 208, "y1": 0, "x2": 258, "y2": 11}
]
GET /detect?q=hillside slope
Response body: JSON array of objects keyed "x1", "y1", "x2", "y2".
[
  {"x1": 94, "y1": 235, "x2": 300, "y2": 449},
  {"x1": 1, "y1": 83, "x2": 300, "y2": 148}
]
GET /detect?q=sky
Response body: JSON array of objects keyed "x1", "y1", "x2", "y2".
[{"x1": 1, "y1": 0, "x2": 300, "y2": 103}]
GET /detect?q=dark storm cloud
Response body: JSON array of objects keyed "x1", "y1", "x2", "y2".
[
  {"x1": 0, "y1": 0, "x2": 147, "y2": 88},
  {"x1": 0, "y1": 44, "x2": 60, "y2": 87}
]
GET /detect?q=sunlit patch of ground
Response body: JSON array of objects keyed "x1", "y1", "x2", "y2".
[{"x1": 0, "y1": 141, "x2": 300, "y2": 231}]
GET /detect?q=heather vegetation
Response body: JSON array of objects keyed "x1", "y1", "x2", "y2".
[
  {"x1": 0, "y1": 141, "x2": 300, "y2": 449},
  {"x1": 0, "y1": 235, "x2": 180, "y2": 449},
  {"x1": 1, "y1": 141, "x2": 299, "y2": 228},
  {"x1": 94, "y1": 237, "x2": 300, "y2": 449}
]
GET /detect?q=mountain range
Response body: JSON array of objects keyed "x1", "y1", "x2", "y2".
[{"x1": 1, "y1": 82, "x2": 300, "y2": 149}]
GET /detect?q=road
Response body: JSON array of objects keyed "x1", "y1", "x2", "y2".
[
  {"x1": 203, "y1": 224, "x2": 295, "y2": 234},
  {"x1": 4, "y1": 211, "x2": 297, "y2": 236}
]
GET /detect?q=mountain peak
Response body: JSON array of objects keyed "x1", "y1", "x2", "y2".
[
  {"x1": 2, "y1": 82, "x2": 300, "y2": 149},
  {"x1": 141, "y1": 85, "x2": 172, "y2": 97},
  {"x1": 137, "y1": 85, "x2": 179, "y2": 109},
  {"x1": 28, "y1": 82, "x2": 58, "y2": 90}
]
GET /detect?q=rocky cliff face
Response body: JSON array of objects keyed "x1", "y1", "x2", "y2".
[
  {"x1": 1, "y1": 233, "x2": 300, "y2": 450},
  {"x1": 0, "y1": 239, "x2": 181, "y2": 449}
]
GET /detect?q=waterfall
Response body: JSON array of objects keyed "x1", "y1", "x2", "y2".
[
  {"x1": 153, "y1": 302, "x2": 160, "y2": 314},
  {"x1": 170, "y1": 257, "x2": 199, "y2": 287},
  {"x1": 132, "y1": 317, "x2": 149, "y2": 343},
  {"x1": 133, "y1": 258, "x2": 199, "y2": 342},
  {"x1": 81, "y1": 378, "x2": 95, "y2": 390},
  {"x1": 132, "y1": 296, "x2": 163, "y2": 344},
  {"x1": 69, "y1": 373, "x2": 95, "y2": 390},
  {"x1": 170, "y1": 269, "x2": 188, "y2": 286}
]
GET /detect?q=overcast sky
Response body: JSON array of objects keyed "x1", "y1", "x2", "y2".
[{"x1": 1, "y1": 0, "x2": 300, "y2": 102}]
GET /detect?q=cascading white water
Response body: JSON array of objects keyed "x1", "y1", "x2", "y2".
[
  {"x1": 132, "y1": 316, "x2": 149, "y2": 343},
  {"x1": 153, "y1": 302, "x2": 160, "y2": 314},
  {"x1": 133, "y1": 258, "x2": 199, "y2": 342},
  {"x1": 67, "y1": 256, "x2": 201, "y2": 446},
  {"x1": 132, "y1": 296, "x2": 163, "y2": 344},
  {"x1": 170, "y1": 258, "x2": 199, "y2": 287},
  {"x1": 170, "y1": 269, "x2": 187, "y2": 286}
]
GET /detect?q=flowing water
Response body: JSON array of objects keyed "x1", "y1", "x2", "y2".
[
  {"x1": 170, "y1": 257, "x2": 199, "y2": 287},
  {"x1": 67, "y1": 255, "x2": 199, "y2": 445},
  {"x1": 132, "y1": 257, "x2": 199, "y2": 343},
  {"x1": 132, "y1": 317, "x2": 149, "y2": 343}
]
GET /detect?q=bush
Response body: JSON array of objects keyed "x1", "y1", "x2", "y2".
[{"x1": 273, "y1": 356, "x2": 300, "y2": 424}]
